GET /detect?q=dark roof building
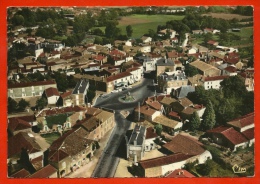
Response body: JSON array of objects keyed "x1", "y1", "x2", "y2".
[
  {"x1": 8, "y1": 132, "x2": 42, "y2": 159},
  {"x1": 29, "y1": 164, "x2": 57, "y2": 178},
  {"x1": 72, "y1": 79, "x2": 89, "y2": 94},
  {"x1": 163, "y1": 134, "x2": 205, "y2": 155},
  {"x1": 127, "y1": 125, "x2": 147, "y2": 162},
  {"x1": 10, "y1": 168, "x2": 30, "y2": 178},
  {"x1": 8, "y1": 117, "x2": 32, "y2": 135}
]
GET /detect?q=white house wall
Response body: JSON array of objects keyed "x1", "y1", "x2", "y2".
[
  {"x1": 48, "y1": 95, "x2": 60, "y2": 105},
  {"x1": 197, "y1": 150, "x2": 212, "y2": 164},
  {"x1": 161, "y1": 160, "x2": 187, "y2": 176},
  {"x1": 240, "y1": 124, "x2": 254, "y2": 132}
]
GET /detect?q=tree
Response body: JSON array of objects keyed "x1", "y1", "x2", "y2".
[
  {"x1": 92, "y1": 28, "x2": 104, "y2": 36},
  {"x1": 201, "y1": 100, "x2": 216, "y2": 130},
  {"x1": 36, "y1": 97, "x2": 47, "y2": 110},
  {"x1": 184, "y1": 64, "x2": 199, "y2": 77},
  {"x1": 8, "y1": 97, "x2": 17, "y2": 113},
  {"x1": 94, "y1": 36, "x2": 103, "y2": 45},
  {"x1": 189, "y1": 112, "x2": 201, "y2": 131},
  {"x1": 17, "y1": 98, "x2": 30, "y2": 112},
  {"x1": 220, "y1": 76, "x2": 247, "y2": 99},
  {"x1": 105, "y1": 21, "x2": 121, "y2": 39},
  {"x1": 87, "y1": 90, "x2": 96, "y2": 104},
  {"x1": 154, "y1": 124, "x2": 163, "y2": 136},
  {"x1": 198, "y1": 159, "x2": 214, "y2": 176},
  {"x1": 204, "y1": 32, "x2": 213, "y2": 45},
  {"x1": 126, "y1": 25, "x2": 133, "y2": 38},
  {"x1": 12, "y1": 15, "x2": 25, "y2": 26}
]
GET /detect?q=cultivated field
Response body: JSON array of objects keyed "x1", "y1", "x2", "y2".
[
  {"x1": 202, "y1": 13, "x2": 252, "y2": 20},
  {"x1": 118, "y1": 14, "x2": 184, "y2": 38},
  {"x1": 93, "y1": 14, "x2": 184, "y2": 38}
]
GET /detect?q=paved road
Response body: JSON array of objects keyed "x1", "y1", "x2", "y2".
[
  {"x1": 91, "y1": 110, "x2": 132, "y2": 178},
  {"x1": 95, "y1": 78, "x2": 155, "y2": 110},
  {"x1": 92, "y1": 78, "x2": 155, "y2": 177}
]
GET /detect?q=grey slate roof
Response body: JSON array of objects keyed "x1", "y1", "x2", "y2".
[
  {"x1": 176, "y1": 85, "x2": 195, "y2": 98},
  {"x1": 156, "y1": 58, "x2": 174, "y2": 66},
  {"x1": 72, "y1": 79, "x2": 89, "y2": 94},
  {"x1": 129, "y1": 125, "x2": 146, "y2": 146}
]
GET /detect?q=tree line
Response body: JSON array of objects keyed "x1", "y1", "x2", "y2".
[{"x1": 186, "y1": 76, "x2": 254, "y2": 131}]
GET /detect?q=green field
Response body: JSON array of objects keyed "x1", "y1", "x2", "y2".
[
  {"x1": 41, "y1": 132, "x2": 61, "y2": 144},
  {"x1": 232, "y1": 27, "x2": 253, "y2": 38},
  {"x1": 93, "y1": 14, "x2": 185, "y2": 38}
]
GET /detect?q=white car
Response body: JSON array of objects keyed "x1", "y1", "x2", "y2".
[{"x1": 111, "y1": 90, "x2": 119, "y2": 93}]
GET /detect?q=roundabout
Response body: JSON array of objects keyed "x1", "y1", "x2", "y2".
[{"x1": 118, "y1": 92, "x2": 136, "y2": 103}]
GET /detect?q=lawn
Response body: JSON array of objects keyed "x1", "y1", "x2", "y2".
[
  {"x1": 93, "y1": 14, "x2": 185, "y2": 38},
  {"x1": 41, "y1": 132, "x2": 61, "y2": 144},
  {"x1": 232, "y1": 27, "x2": 253, "y2": 38},
  {"x1": 195, "y1": 160, "x2": 238, "y2": 177}
]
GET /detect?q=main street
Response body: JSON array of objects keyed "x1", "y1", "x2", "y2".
[{"x1": 92, "y1": 78, "x2": 155, "y2": 177}]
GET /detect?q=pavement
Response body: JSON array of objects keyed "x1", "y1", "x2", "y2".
[{"x1": 32, "y1": 132, "x2": 50, "y2": 151}]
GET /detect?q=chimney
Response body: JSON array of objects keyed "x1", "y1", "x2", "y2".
[{"x1": 134, "y1": 140, "x2": 137, "y2": 146}]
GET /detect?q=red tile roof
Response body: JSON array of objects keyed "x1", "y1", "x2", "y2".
[
  {"x1": 145, "y1": 99, "x2": 162, "y2": 111},
  {"x1": 29, "y1": 164, "x2": 57, "y2": 178},
  {"x1": 135, "y1": 105, "x2": 158, "y2": 116},
  {"x1": 16, "y1": 115, "x2": 36, "y2": 122},
  {"x1": 207, "y1": 40, "x2": 217, "y2": 45},
  {"x1": 49, "y1": 128, "x2": 93, "y2": 162},
  {"x1": 145, "y1": 127, "x2": 158, "y2": 139},
  {"x1": 94, "y1": 55, "x2": 106, "y2": 61},
  {"x1": 45, "y1": 87, "x2": 59, "y2": 97},
  {"x1": 221, "y1": 127, "x2": 248, "y2": 145},
  {"x1": 168, "y1": 111, "x2": 181, "y2": 120},
  {"x1": 139, "y1": 153, "x2": 193, "y2": 169},
  {"x1": 163, "y1": 134, "x2": 205, "y2": 155},
  {"x1": 207, "y1": 126, "x2": 248, "y2": 145},
  {"x1": 227, "y1": 113, "x2": 254, "y2": 129},
  {"x1": 147, "y1": 95, "x2": 170, "y2": 103},
  {"x1": 8, "y1": 132, "x2": 42, "y2": 158},
  {"x1": 10, "y1": 169, "x2": 30, "y2": 178},
  {"x1": 224, "y1": 66, "x2": 237, "y2": 73},
  {"x1": 167, "y1": 51, "x2": 178, "y2": 58},
  {"x1": 227, "y1": 51, "x2": 239, "y2": 58},
  {"x1": 60, "y1": 90, "x2": 72, "y2": 99},
  {"x1": 109, "y1": 49, "x2": 125, "y2": 56},
  {"x1": 106, "y1": 72, "x2": 132, "y2": 82},
  {"x1": 166, "y1": 169, "x2": 195, "y2": 178},
  {"x1": 207, "y1": 126, "x2": 231, "y2": 133},
  {"x1": 242, "y1": 128, "x2": 254, "y2": 140},
  {"x1": 9, "y1": 80, "x2": 56, "y2": 89},
  {"x1": 8, "y1": 117, "x2": 32, "y2": 132},
  {"x1": 126, "y1": 67, "x2": 140, "y2": 73},
  {"x1": 224, "y1": 57, "x2": 240, "y2": 64},
  {"x1": 204, "y1": 75, "x2": 229, "y2": 82}
]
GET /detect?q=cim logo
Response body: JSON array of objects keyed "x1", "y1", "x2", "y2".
[{"x1": 232, "y1": 164, "x2": 247, "y2": 174}]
